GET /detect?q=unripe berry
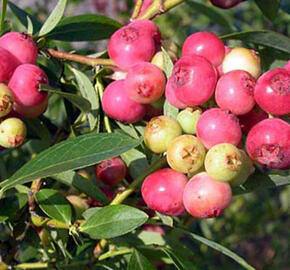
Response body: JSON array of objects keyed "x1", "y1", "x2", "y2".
[
  {"x1": 13, "y1": 96, "x2": 48, "y2": 118},
  {"x1": 182, "y1": 31, "x2": 225, "y2": 67},
  {"x1": 167, "y1": 135, "x2": 206, "y2": 174},
  {"x1": 0, "y1": 118, "x2": 26, "y2": 148},
  {"x1": 102, "y1": 80, "x2": 147, "y2": 123},
  {"x1": 177, "y1": 107, "x2": 202, "y2": 134},
  {"x1": 66, "y1": 195, "x2": 89, "y2": 219},
  {"x1": 246, "y1": 118, "x2": 290, "y2": 169},
  {"x1": 222, "y1": 47, "x2": 261, "y2": 79},
  {"x1": 96, "y1": 157, "x2": 127, "y2": 186},
  {"x1": 125, "y1": 62, "x2": 166, "y2": 104},
  {"x1": 144, "y1": 115, "x2": 182, "y2": 153},
  {"x1": 205, "y1": 143, "x2": 243, "y2": 182},
  {"x1": 254, "y1": 68, "x2": 290, "y2": 115},
  {"x1": 141, "y1": 168, "x2": 187, "y2": 216},
  {"x1": 8, "y1": 64, "x2": 48, "y2": 107},
  {"x1": 285, "y1": 60, "x2": 290, "y2": 72},
  {"x1": 165, "y1": 79, "x2": 187, "y2": 109},
  {"x1": 210, "y1": 0, "x2": 242, "y2": 9},
  {"x1": 197, "y1": 108, "x2": 242, "y2": 149},
  {"x1": 151, "y1": 51, "x2": 166, "y2": 71},
  {"x1": 0, "y1": 47, "x2": 19, "y2": 82},
  {"x1": 215, "y1": 70, "x2": 256, "y2": 115},
  {"x1": 0, "y1": 32, "x2": 38, "y2": 64},
  {"x1": 162, "y1": 40, "x2": 179, "y2": 62},
  {"x1": 169, "y1": 55, "x2": 217, "y2": 106},
  {"x1": 183, "y1": 172, "x2": 232, "y2": 218},
  {"x1": 0, "y1": 84, "x2": 14, "y2": 117}
]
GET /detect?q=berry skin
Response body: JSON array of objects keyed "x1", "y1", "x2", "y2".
[
  {"x1": 0, "y1": 118, "x2": 27, "y2": 148},
  {"x1": 141, "y1": 168, "x2": 187, "y2": 216},
  {"x1": 8, "y1": 64, "x2": 48, "y2": 107},
  {"x1": 0, "y1": 32, "x2": 38, "y2": 64},
  {"x1": 0, "y1": 47, "x2": 19, "y2": 82},
  {"x1": 177, "y1": 107, "x2": 202, "y2": 134},
  {"x1": 210, "y1": 0, "x2": 242, "y2": 9},
  {"x1": 222, "y1": 47, "x2": 261, "y2": 79},
  {"x1": 108, "y1": 24, "x2": 156, "y2": 70},
  {"x1": 0, "y1": 84, "x2": 14, "y2": 117},
  {"x1": 169, "y1": 55, "x2": 217, "y2": 106},
  {"x1": 182, "y1": 31, "x2": 225, "y2": 67},
  {"x1": 215, "y1": 70, "x2": 256, "y2": 115},
  {"x1": 144, "y1": 115, "x2": 182, "y2": 153},
  {"x1": 217, "y1": 46, "x2": 232, "y2": 78},
  {"x1": 197, "y1": 108, "x2": 242, "y2": 149},
  {"x1": 125, "y1": 62, "x2": 166, "y2": 104},
  {"x1": 205, "y1": 143, "x2": 243, "y2": 182},
  {"x1": 96, "y1": 157, "x2": 127, "y2": 186},
  {"x1": 183, "y1": 172, "x2": 232, "y2": 218},
  {"x1": 246, "y1": 118, "x2": 290, "y2": 169},
  {"x1": 254, "y1": 68, "x2": 290, "y2": 115},
  {"x1": 102, "y1": 80, "x2": 147, "y2": 123},
  {"x1": 13, "y1": 96, "x2": 48, "y2": 118},
  {"x1": 167, "y1": 135, "x2": 206, "y2": 174},
  {"x1": 285, "y1": 60, "x2": 290, "y2": 72},
  {"x1": 165, "y1": 79, "x2": 187, "y2": 109}
]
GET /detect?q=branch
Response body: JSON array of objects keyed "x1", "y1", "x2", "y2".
[{"x1": 131, "y1": 0, "x2": 144, "y2": 20}]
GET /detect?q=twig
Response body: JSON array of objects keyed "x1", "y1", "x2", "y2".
[{"x1": 131, "y1": 0, "x2": 144, "y2": 20}]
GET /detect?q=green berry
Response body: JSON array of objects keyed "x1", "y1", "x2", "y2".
[
  {"x1": 0, "y1": 84, "x2": 14, "y2": 118},
  {"x1": 177, "y1": 107, "x2": 202, "y2": 134},
  {"x1": 167, "y1": 135, "x2": 206, "y2": 174}
]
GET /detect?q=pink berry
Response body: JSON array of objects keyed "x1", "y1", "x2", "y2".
[
  {"x1": 210, "y1": 0, "x2": 242, "y2": 9},
  {"x1": 13, "y1": 96, "x2": 48, "y2": 118},
  {"x1": 96, "y1": 157, "x2": 127, "y2": 186},
  {"x1": 182, "y1": 31, "x2": 225, "y2": 67},
  {"x1": 254, "y1": 68, "x2": 290, "y2": 115},
  {"x1": 0, "y1": 32, "x2": 38, "y2": 64},
  {"x1": 238, "y1": 106, "x2": 268, "y2": 134},
  {"x1": 0, "y1": 47, "x2": 19, "y2": 82},
  {"x1": 183, "y1": 172, "x2": 232, "y2": 218},
  {"x1": 165, "y1": 79, "x2": 187, "y2": 109},
  {"x1": 141, "y1": 168, "x2": 187, "y2": 216},
  {"x1": 246, "y1": 118, "x2": 290, "y2": 169},
  {"x1": 125, "y1": 62, "x2": 166, "y2": 104},
  {"x1": 215, "y1": 70, "x2": 256, "y2": 115},
  {"x1": 196, "y1": 108, "x2": 242, "y2": 149},
  {"x1": 169, "y1": 55, "x2": 217, "y2": 106},
  {"x1": 142, "y1": 224, "x2": 165, "y2": 235},
  {"x1": 102, "y1": 80, "x2": 147, "y2": 123},
  {"x1": 8, "y1": 64, "x2": 48, "y2": 107},
  {"x1": 108, "y1": 24, "x2": 156, "y2": 70},
  {"x1": 284, "y1": 60, "x2": 290, "y2": 72}
]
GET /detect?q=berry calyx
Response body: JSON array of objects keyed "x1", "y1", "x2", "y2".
[
  {"x1": 177, "y1": 107, "x2": 202, "y2": 134},
  {"x1": 0, "y1": 84, "x2": 14, "y2": 117}
]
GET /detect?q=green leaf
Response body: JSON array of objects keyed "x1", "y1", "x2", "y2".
[
  {"x1": 82, "y1": 207, "x2": 101, "y2": 220},
  {"x1": 254, "y1": 0, "x2": 280, "y2": 21},
  {"x1": 156, "y1": 212, "x2": 173, "y2": 227},
  {"x1": 80, "y1": 205, "x2": 148, "y2": 239},
  {"x1": 0, "y1": 133, "x2": 141, "y2": 196},
  {"x1": 162, "y1": 248, "x2": 197, "y2": 270},
  {"x1": 161, "y1": 47, "x2": 174, "y2": 78},
  {"x1": 163, "y1": 100, "x2": 179, "y2": 119},
  {"x1": 39, "y1": 0, "x2": 67, "y2": 36},
  {"x1": 221, "y1": 30, "x2": 290, "y2": 54},
  {"x1": 128, "y1": 250, "x2": 156, "y2": 270},
  {"x1": 52, "y1": 170, "x2": 109, "y2": 204},
  {"x1": 47, "y1": 14, "x2": 122, "y2": 41},
  {"x1": 35, "y1": 189, "x2": 72, "y2": 225},
  {"x1": 26, "y1": 16, "x2": 33, "y2": 35},
  {"x1": 8, "y1": 1, "x2": 41, "y2": 33}
]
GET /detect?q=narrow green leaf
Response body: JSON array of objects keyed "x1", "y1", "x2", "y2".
[
  {"x1": 0, "y1": 133, "x2": 141, "y2": 196},
  {"x1": 39, "y1": 0, "x2": 67, "y2": 36},
  {"x1": 35, "y1": 189, "x2": 72, "y2": 224},
  {"x1": 163, "y1": 100, "x2": 179, "y2": 119},
  {"x1": 80, "y1": 205, "x2": 148, "y2": 239},
  {"x1": 162, "y1": 248, "x2": 195, "y2": 270},
  {"x1": 128, "y1": 250, "x2": 156, "y2": 270},
  {"x1": 221, "y1": 30, "x2": 290, "y2": 54},
  {"x1": 47, "y1": 14, "x2": 122, "y2": 41},
  {"x1": 254, "y1": 0, "x2": 280, "y2": 21},
  {"x1": 26, "y1": 15, "x2": 33, "y2": 35},
  {"x1": 0, "y1": 0, "x2": 7, "y2": 34}
]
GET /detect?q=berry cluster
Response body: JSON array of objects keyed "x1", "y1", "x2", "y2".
[
  {"x1": 100, "y1": 21, "x2": 289, "y2": 219},
  {"x1": 0, "y1": 32, "x2": 49, "y2": 149}
]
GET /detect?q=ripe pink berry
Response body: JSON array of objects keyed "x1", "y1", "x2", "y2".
[
  {"x1": 246, "y1": 118, "x2": 290, "y2": 169},
  {"x1": 142, "y1": 224, "x2": 165, "y2": 235},
  {"x1": 196, "y1": 108, "x2": 242, "y2": 149},
  {"x1": 8, "y1": 64, "x2": 48, "y2": 107},
  {"x1": 169, "y1": 55, "x2": 217, "y2": 106},
  {"x1": 183, "y1": 172, "x2": 232, "y2": 218},
  {"x1": 125, "y1": 62, "x2": 166, "y2": 104},
  {"x1": 0, "y1": 47, "x2": 19, "y2": 82},
  {"x1": 210, "y1": 0, "x2": 242, "y2": 9},
  {"x1": 141, "y1": 168, "x2": 187, "y2": 216},
  {"x1": 0, "y1": 32, "x2": 38, "y2": 64},
  {"x1": 215, "y1": 70, "x2": 256, "y2": 115},
  {"x1": 182, "y1": 31, "x2": 225, "y2": 67},
  {"x1": 108, "y1": 24, "x2": 156, "y2": 70},
  {"x1": 285, "y1": 60, "x2": 290, "y2": 72},
  {"x1": 96, "y1": 157, "x2": 127, "y2": 186},
  {"x1": 13, "y1": 96, "x2": 48, "y2": 118},
  {"x1": 254, "y1": 68, "x2": 290, "y2": 115},
  {"x1": 165, "y1": 79, "x2": 187, "y2": 109},
  {"x1": 238, "y1": 106, "x2": 268, "y2": 134},
  {"x1": 102, "y1": 80, "x2": 147, "y2": 123}
]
